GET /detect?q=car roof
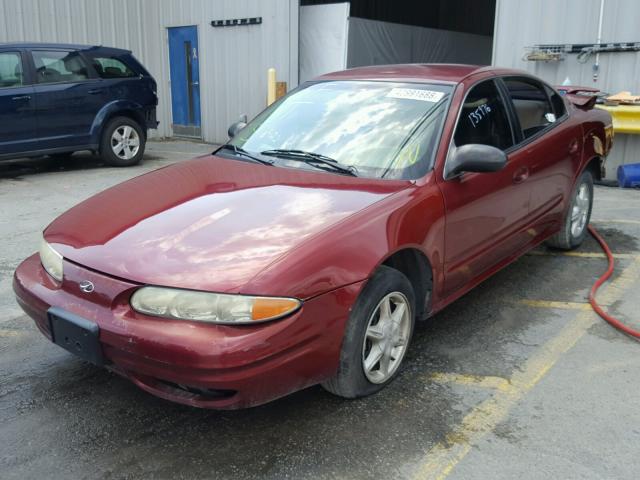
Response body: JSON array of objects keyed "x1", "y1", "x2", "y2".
[
  {"x1": 0, "y1": 42, "x2": 130, "y2": 54},
  {"x1": 316, "y1": 64, "x2": 527, "y2": 85}
]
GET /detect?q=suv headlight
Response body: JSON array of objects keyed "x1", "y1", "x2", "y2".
[
  {"x1": 39, "y1": 238, "x2": 63, "y2": 281},
  {"x1": 130, "y1": 286, "x2": 301, "y2": 324}
]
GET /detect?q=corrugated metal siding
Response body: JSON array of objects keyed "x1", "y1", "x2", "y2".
[
  {"x1": 493, "y1": 0, "x2": 640, "y2": 178},
  {"x1": 0, "y1": 0, "x2": 299, "y2": 144}
]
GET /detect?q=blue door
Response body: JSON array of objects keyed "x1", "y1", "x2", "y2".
[{"x1": 168, "y1": 26, "x2": 201, "y2": 138}]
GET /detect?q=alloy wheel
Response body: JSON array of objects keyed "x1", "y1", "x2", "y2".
[
  {"x1": 111, "y1": 125, "x2": 141, "y2": 160},
  {"x1": 571, "y1": 182, "x2": 590, "y2": 237},
  {"x1": 361, "y1": 291, "x2": 411, "y2": 384}
]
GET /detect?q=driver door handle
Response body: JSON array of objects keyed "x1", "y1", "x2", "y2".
[{"x1": 513, "y1": 166, "x2": 530, "y2": 184}]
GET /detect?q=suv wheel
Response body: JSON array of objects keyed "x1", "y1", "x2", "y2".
[{"x1": 100, "y1": 117, "x2": 145, "y2": 167}]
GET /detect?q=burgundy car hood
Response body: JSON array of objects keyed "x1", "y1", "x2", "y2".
[{"x1": 45, "y1": 155, "x2": 409, "y2": 293}]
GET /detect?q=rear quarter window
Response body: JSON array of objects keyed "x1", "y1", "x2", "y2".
[{"x1": 91, "y1": 57, "x2": 137, "y2": 78}]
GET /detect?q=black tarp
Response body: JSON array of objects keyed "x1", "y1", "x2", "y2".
[{"x1": 300, "y1": 0, "x2": 496, "y2": 37}]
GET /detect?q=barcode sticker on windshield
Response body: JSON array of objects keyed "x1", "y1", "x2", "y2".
[{"x1": 386, "y1": 88, "x2": 445, "y2": 103}]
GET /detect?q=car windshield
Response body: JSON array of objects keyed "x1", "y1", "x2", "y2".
[{"x1": 229, "y1": 81, "x2": 452, "y2": 179}]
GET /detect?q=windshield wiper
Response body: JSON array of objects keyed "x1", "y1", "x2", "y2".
[
  {"x1": 217, "y1": 145, "x2": 274, "y2": 166},
  {"x1": 260, "y1": 149, "x2": 358, "y2": 176}
]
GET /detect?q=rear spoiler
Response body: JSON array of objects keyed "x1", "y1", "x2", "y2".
[{"x1": 555, "y1": 86, "x2": 599, "y2": 110}]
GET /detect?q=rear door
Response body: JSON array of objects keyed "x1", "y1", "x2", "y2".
[
  {"x1": 30, "y1": 48, "x2": 105, "y2": 149},
  {"x1": 84, "y1": 51, "x2": 152, "y2": 104},
  {"x1": 0, "y1": 50, "x2": 37, "y2": 155},
  {"x1": 499, "y1": 77, "x2": 582, "y2": 235},
  {"x1": 438, "y1": 78, "x2": 532, "y2": 296}
]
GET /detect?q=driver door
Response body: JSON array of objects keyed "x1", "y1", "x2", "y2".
[{"x1": 438, "y1": 79, "x2": 532, "y2": 296}]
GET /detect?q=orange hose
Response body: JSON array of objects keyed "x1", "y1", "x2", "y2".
[{"x1": 588, "y1": 224, "x2": 640, "y2": 339}]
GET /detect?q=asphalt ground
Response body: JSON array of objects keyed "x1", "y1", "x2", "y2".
[{"x1": 1, "y1": 143, "x2": 639, "y2": 479}]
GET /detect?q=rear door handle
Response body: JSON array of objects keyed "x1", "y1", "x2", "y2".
[
  {"x1": 513, "y1": 167, "x2": 530, "y2": 184},
  {"x1": 11, "y1": 95, "x2": 31, "y2": 101},
  {"x1": 87, "y1": 88, "x2": 104, "y2": 95}
]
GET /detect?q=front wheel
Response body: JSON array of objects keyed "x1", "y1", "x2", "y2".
[
  {"x1": 546, "y1": 169, "x2": 594, "y2": 250},
  {"x1": 322, "y1": 266, "x2": 416, "y2": 398},
  {"x1": 100, "y1": 117, "x2": 145, "y2": 167}
]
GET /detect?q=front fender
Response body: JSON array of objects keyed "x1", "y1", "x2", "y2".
[
  {"x1": 240, "y1": 178, "x2": 446, "y2": 303},
  {"x1": 89, "y1": 100, "x2": 146, "y2": 145}
]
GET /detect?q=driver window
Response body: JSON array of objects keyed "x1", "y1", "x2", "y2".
[{"x1": 454, "y1": 80, "x2": 514, "y2": 150}]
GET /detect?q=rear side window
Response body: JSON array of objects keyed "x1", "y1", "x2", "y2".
[
  {"x1": 454, "y1": 79, "x2": 514, "y2": 150},
  {"x1": 91, "y1": 57, "x2": 136, "y2": 78},
  {"x1": 545, "y1": 85, "x2": 567, "y2": 118},
  {"x1": 0, "y1": 52, "x2": 23, "y2": 88},
  {"x1": 504, "y1": 78, "x2": 556, "y2": 139},
  {"x1": 32, "y1": 50, "x2": 90, "y2": 84}
]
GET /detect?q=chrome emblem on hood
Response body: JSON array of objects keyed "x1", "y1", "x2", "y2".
[{"x1": 79, "y1": 280, "x2": 95, "y2": 293}]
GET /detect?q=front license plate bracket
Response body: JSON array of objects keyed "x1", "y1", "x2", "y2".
[{"x1": 47, "y1": 307, "x2": 104, "y2": 366}]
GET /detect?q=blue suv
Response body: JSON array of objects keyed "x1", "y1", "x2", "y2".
[{"x1": 0, "y1": 43, "x2": 158, "y2": 166}]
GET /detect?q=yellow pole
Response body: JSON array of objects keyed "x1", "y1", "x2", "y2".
[{"x1": 267, "y1": 68, "x2": 276, "y2": 106}]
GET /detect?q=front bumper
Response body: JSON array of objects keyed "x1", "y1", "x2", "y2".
[{"x1": 13, "y1": 254, "x2": 363, "y2": 409}]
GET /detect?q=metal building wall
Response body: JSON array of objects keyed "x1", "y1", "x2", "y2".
[
  {"x1": 0, "y1": 0, "x2": 299, "y2": 144},
  {"x1": 492, "y1": 0, "x2": 640, "y2": 178}
]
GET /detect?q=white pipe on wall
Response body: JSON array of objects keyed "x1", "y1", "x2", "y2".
[{"x1": 593, "y1": 0, "x2": 606, "y2": 82}]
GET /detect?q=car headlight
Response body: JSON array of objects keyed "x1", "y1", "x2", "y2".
[
  {"x1": 39, "y1": 238, "x2": 63, "y2": 281},
  {"x1": 130, "y1": 286, "x2": 301, "y2": 324}
]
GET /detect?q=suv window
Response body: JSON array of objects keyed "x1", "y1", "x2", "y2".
[
  {"x1": 32, "y1": 50, "x2": 90, "y2": 84},
  {"x1": 91, "y1": 57, "x2": 136, "y2": 78},
  {"x1": 0, "y1": 52, "x2": 24, "y2": 88},
  {"x1": 504, "y1": 78, "x2": 556, "y2": 139},
  {"x1": 454, "y1": 79, "x2": 514, "y2": 150}
]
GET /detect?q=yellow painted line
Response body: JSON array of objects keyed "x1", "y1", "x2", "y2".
[
  {"x1": 0, "y1": 329, "x2": 22, "y2": 338},
  {"x1": 429, "y1": 373, "x2": 513, "y2": 393},
  {"x1": 516, "y1": 299, "x2": 594, "y2": 310},
  {"x1": 527, "y1": 250, "x2": 637, "y2": 259},
  {"x1": 591, "y1": 218, "x2": 640, "y2": 225},
  {"x1": 413, "y1": 256, "x2": 640, "y2": 480}
]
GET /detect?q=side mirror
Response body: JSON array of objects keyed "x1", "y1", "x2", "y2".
[
  {"x1": 227, "y1": 114, "x2": 248, "y2": 138},
  {"x1": 445, "y1": 144, "x2": 507, "y2": 179}
]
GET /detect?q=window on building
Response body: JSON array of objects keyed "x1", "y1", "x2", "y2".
[
  {"x1": 91, "y1": 57, "x2": 136, "y2": 78},
  {"x1": 504, "y1": 78, "x2": 556, "y2": 139},
  {"x1": 454, "y1": 79, "x2": 514, "y2": 150},
  {"x1": 0, "y1": 52, "x2": 24, "y2": 88},
  {"x1": 32, "y1": 50, "x2": 90, "y2": 84}
]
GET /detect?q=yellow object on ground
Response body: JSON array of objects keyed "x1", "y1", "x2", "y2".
[
  {"x1": 596, "y1": 104, "x2": 640, "y2": 134},
  {"x1": 267, "y1": 68, "x2": 276, "y2": 106}
]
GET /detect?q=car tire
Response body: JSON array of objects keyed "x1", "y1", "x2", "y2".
[
  {"x1": 100, "y1": 116, "x2": 145, "y2": 167},
  {"x1": 322, "y1": 266, "x2": 416, "y2": 398},
  {"x1": 546, "y1": 169, "x2": 594, "y2": 250}
]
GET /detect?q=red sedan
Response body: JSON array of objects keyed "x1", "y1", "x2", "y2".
[{"x1": 14, "y1": 65, "x2": 613, "y2": 409}]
